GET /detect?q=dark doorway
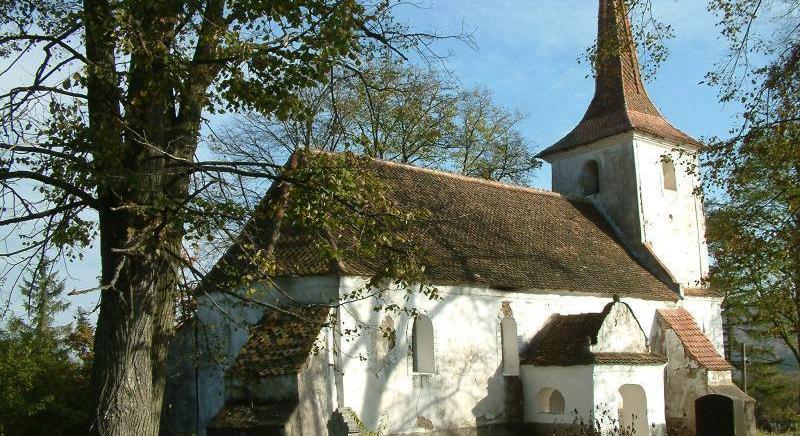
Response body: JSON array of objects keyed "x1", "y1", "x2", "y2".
[{"x1": 695, "y1": 394, "x2": 735, "y2": 436}]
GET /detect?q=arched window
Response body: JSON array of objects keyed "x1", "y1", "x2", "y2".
[
  {"x1": 412, "y1": 315, "x2": 434, "y2": 373},
  {"x1": 662, "y1": 159, "x2": 677, "y2": 191},
  {"x1": 536, "y1": 388, "x2": 565, "y2": 414},
  {"x1": 501, "y1": 316, "x2": 519, "y2": 376},
  {"x1": 580, "y1": 160, "x2": 600, "y2": 195}
]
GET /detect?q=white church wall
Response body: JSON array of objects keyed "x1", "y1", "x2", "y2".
[
  {"x1": 549, "y1": 133, "x2": 642, "y2": 245},
  {"x1": 707, "y1": 370, "x2": 733, "y2": 385},
  {"x1": 633, "y1": 134, "x2": 709, "y2": 289},
  {"x1": 548, "y1": 132, "x2": 710, "y2": 292},
  {"x1": 616, "y1": 298, "x2": 677, "y2": 352},
  {"x1": 520, "y1": 365, "x2": 594, "y2": 424},
  {"x1": 336, "y1": 277, "x2": 516, "y2": 434},
  {"x1": 335, "y1": 277, "x2": 686, "y2": 434},
  {"x1": 654, "y1": 322, "x2": 709, "y2": 432},
  {"x1": 165, "y1": 272, "x2": 725, "y2": 436},
  {"x1": 592, "y1": 364, "x2": 667, "y2": 436},
  {"x1": 295, "y1": 334, "x2": 336, "y2": 436},
  {"x1": 194, "y1": 291, "x2": 264, "y2": 436}
]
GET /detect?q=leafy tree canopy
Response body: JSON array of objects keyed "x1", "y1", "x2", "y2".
[
  {"x1": 699, "y1": 0, "x2": 800, "y2": 423},
  {"x1": 0, "y1": 267, "x2": 93, "y2": 436}
]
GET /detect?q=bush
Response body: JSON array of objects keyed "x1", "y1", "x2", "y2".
[{"x1": 0, "y1": 317, "x2": 93, "y2": 436}]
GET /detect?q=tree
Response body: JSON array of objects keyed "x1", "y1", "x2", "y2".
[
  {"x1": 702, "y1": 0, "x2": 800, "y2": 369},
  {"x1": 0, "y1": 319, "x2": 92, "y2": 436},
  {"x1": 706, "y1": 123, "x2": 800, "y2": 368},
  {"x1": 18, "y1": 258, "x2": 69, "y2": 335},
  {"x1": 218, "y1": 55, "x2": 540, "y2": 186},
  {"x1": 0, "y1": 2, "x2": 463, "y2": 435},
  {"x1": 451, "y1": 87, "x2": 537, "y2": 183},
  {"x1": 0, "y1": 274, "x2": 93, "y2": 436},
  {"x1": 699, "y1": 0, "x2": 800, "y2": 423}
]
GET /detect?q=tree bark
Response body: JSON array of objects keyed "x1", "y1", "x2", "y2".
[{"x1": 92, "y1": 233, "x2": 180, "y2": 436}]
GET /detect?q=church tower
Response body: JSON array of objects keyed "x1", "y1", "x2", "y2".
[{"x1": 538, "y1": 0, "x2": 708, "y2": 291}]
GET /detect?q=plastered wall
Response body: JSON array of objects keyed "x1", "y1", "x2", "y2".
[
  {"x1": 335, "y1": 278, "x2": 685, "y2": 434},
  {"x1": 548, "y1": 132, "x2": 709, "y2": 289}
]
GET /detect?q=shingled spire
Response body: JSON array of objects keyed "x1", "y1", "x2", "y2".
[{"x1": 538, "y1": 0, "x2": 699, "y2": 158}]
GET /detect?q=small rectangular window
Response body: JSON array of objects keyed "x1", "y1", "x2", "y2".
[{"x1": 662, "y1": 160, "x2": 677, "y2": 191}]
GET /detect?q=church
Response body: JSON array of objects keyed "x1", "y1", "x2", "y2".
[{"x1": 162, "y1": 1, "x2": 756, "y2": 435}]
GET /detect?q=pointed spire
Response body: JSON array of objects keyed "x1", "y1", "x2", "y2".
[
  {"x1": 538, "y1": 0, "x2": 699, "y2": 159},
  {"x1": 587, "y1": 0, "x2": 660, "y2": 119}
]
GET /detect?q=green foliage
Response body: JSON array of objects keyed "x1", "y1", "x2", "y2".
[
  {"x1": 705, "y1": 82, "x2": 800, "y2": 432},
  {"x1": 726, "y1": 320, "x2": 800, "y2": 430},
  {"x1": 18, "y1": 258, "x2": 70, "y2": 334},
  {"x1": 209, "y1": 150, "x2": 437, "y2": 304},
  {"x1": 747, "y1": 363, "x2": 800, "y2": 432},
  {"x1": 0, "y1": 314, "x2": 94, "y2": 436},
  {"x1": 0, "y1": 265, "x2": 93, "y2": 436},
  {"x1": 703, "y1": 0, "x2": 800, "y2": 426},
  {"x1": 0, "y1": 1, "x2": 460, "y2": 431},
  {"x1": 0, "y1": 0, "x2": 447, "y2": 260},
  {"x1": 290, "y1": 151, "x2": 433, "y2": 291},
  {"x1": 706, "y1": 120, "x2": 800, "y2": 364}
]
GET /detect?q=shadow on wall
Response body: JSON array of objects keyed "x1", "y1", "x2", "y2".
[
  {"x1": 355, "y1": 294, "x2": 519, "y2": 434},
  {"x1": 471, "y1": 364, "x2": 523, "y2": 428}
]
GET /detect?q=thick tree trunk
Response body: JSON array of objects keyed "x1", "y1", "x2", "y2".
[
  {"x1": 92, "y1": 221, "x2": 179, "y2": 436},
  {"x1": 84, "y1": 0, "x2": 222, "y2": 433}
]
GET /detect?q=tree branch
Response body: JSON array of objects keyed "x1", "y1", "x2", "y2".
[
  {"x1": 0, "y1": 201, "x2": 86, "y2": 226},
  {"x1": 0, "y1": 170, "x2": 99, "y2": 209}
]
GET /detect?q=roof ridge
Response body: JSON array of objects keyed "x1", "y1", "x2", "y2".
[
  {"x1": 307, "y1": 149, "x2": 580, "y2": 201},
  {"x1": 364, "y1": 155, "x2": 592, "y2": 203}
]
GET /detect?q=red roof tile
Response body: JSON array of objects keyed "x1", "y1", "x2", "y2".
[
  {"x1": 538, "y1": 0, "x2": 700, "y2": 158},
  {"x1": 658, "y1": 308, "x2": 733, "y2": 370}
]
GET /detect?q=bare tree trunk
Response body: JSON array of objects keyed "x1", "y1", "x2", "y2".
[{"x1": 92, "y1": 225, "x2": 179, "y2": 436}]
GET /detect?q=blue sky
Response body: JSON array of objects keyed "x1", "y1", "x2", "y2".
[
  {"x1": 2, "y1": 1, "x2": 745, "y2": 324},
  {"x1": 399, "y1": 0, "x2": 743, "y2": 188}
]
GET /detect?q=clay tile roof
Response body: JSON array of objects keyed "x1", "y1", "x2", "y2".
[
  {"x1": 520, "y1": 304, "x2": 666, "y2": 366},
  {"x1": 207, "y1": 156, "x2": 678, "y2": 301},
  {"x1": 683, "y1": 287, "x2": 722, "y2": 298},
  {"x1": 207, "y1": 403, "x2": 297, "y2": 430},
  {"x1": 594, "y1": 353, "x2": 667, "y2": 365},
  {"x1": 538, "y1": 0, "x2": 700, "y2": 159},
  {"x1": 520, "y1": 311, "x2": 608, "y2": 366},
  {"x1": 229, "y1": 306, "x2": 330, "y2": 378},
  {"x1": 658, "y1": 308, "x2": 733, "y2": 370}
]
